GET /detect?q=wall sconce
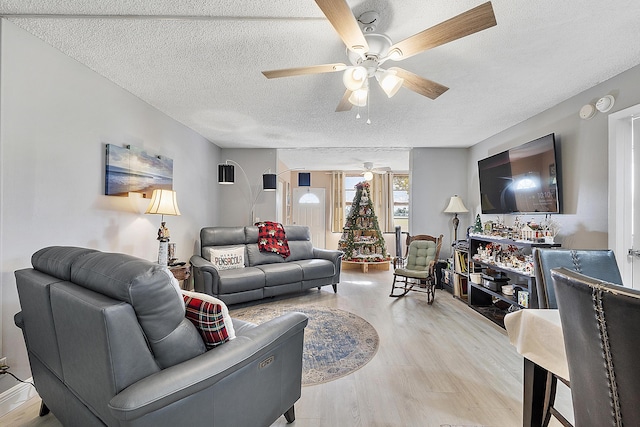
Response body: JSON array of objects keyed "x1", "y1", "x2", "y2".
[
  {"x1": 145, "y1": 189, "x2": 181, "y2": 265},
  {"x1": 443, "y1": 195, "x2": 468, "y2": 242}
]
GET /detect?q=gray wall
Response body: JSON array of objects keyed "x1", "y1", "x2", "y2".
[
  {"x1": 466, "y1": 62, "x2": 640, "y2": 250},
  {"x1": 0, "y1": 21, "x2": 220, "y2": 394},
  {"x1": 410, "y1": 148, "x2": 469, "y2": 258},
  {"x1": 218, "y1": 148, "x2": 277, "y2": 226}
]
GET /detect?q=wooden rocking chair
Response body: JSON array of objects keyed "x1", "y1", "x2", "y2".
[{"x1": 390, "y1": 234, "x2": 443, "y2": 303}]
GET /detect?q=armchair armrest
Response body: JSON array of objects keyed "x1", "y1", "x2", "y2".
[
  {"x1": 109, "y1": 312, "x2": 308, "y2": 421},
  {"x1": 190, "y1": 255, "x2": 220, "y2": 295},
  {"x1": 313, "y1": 248, "x2": 343, "y2": 263},
  {"x1": 14, "y1": 311, "x2": 24, "y2": 329}
]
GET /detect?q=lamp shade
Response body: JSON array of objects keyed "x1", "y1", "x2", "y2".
[
  {"x1": 376, "y1": 70, "x2": 404, "y2": 98},
  {"x1": 218, "y1": 164, "x2": 235, "y2": 184},
  {"x1": 145, "y1": 189, "x2": 181, "y2": 216},
  {"x1": 348, "y1": 87, "x2": 368, "y2": 107},
  {"x1": 262, "y1": 173, "x2": 277, "y2": 191},
  {"x1": 443, "y1": 195, "x2": 469, "y2": 214},
  {"x1": 343, "y1": 66, "x2": 367, "y2": 91}
]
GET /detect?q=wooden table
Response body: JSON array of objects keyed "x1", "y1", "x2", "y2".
[
  {"x1": 505, "y1": 309, "x2": 570, "y2": 427},
  {"x1": 342, "y1": 260, "x2": 390, "y2": 273},
  {"x1": 168, "y1": 263, "x2": 191, "y2": 290}
]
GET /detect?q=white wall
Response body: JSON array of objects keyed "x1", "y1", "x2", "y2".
[
  {"x1": 0, "y1": 21, "x2": 221, "y2": 394},
  {"x1": 466, "y1": 62, "x2": 640, "y2": 250},
  {"x1": 410, "y1": 148, "x2": 469, "y2": 258}
]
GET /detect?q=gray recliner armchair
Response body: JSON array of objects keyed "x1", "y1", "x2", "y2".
[{"x1": 14, "y1": 246, "x2": 308, "y2": 427}]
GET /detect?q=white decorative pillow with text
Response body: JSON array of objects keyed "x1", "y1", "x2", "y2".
[{"x1": 208, "y1": 246, "x2": 245, "y2": 270}]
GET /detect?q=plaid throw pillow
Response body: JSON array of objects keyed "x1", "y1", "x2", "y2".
[
  {"x1": 182, "y1": 291, "x2": 235, "y2": 349},
  {"x1": 256, "y1": 221, "x2": 290, "y2": 258}
]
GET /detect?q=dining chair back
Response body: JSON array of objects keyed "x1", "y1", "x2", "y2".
[
  {"x1": 533, "y1": 248, "x2": 622, "y2": 309},
  {"x1": 552, "y1": 268, "x2": 640, "y2": 427}
]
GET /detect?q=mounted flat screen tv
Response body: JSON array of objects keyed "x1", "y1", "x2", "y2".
[{"x1": 478, "y1": 133, "x2": 561, "y2": 214}]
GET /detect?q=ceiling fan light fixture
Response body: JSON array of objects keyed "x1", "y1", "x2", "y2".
[
  {"x1": 387, "y1": 48, "x2": 403, "y2": 61},
  {"x1": 348, "y1": 86, "x2": 368, "y2": 107},
  {"x1": 343, "y1": 66, "x2": 367, "y2": 91},
  {"x1": 376, "y1": 70, "x2": 404, "y2": 98},
  {"x1": 363, "y1": 171, "x2": 374, "y2": 181}
]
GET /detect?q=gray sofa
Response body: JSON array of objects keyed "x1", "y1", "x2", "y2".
[
  {"x1": 14, "y1": 246, "x2": 308, "y2": 427},
  {"x1": 190, "y1": 225, "x2": 342, "y2": 305}
]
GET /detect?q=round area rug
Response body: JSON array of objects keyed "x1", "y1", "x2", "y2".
[{"x1": 231, "y1": 305, "x2": 379, "y2": 386}]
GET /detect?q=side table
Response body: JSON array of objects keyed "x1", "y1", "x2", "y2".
[{"x1": 168, "y1": 263, "x2": 191, "y2": 290}]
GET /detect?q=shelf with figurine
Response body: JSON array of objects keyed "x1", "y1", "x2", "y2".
[{"x1": 465, "y1": 214, "x2": 562, "y2": 318}]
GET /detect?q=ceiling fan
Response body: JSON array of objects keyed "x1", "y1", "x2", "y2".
[
  {"x1": 362, "y1": 162, "x2": 390, "y2": 180},
  {"x1": 262, "y1": 0, "x2": 497, "y2": 112}
]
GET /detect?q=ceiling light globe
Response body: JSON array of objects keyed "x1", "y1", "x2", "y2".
[
  {"x1": 363, "y1": 171, "x2": 374, "y2": 181},
  {"x1": 377, "y1": 70, "x2": 404, "y2": 98},
  {"x1": 343, "y1": 67, "x2": 367, "y2": 91},
  {"x1": 348, "y1": 87, "x2": 368, "y2": 107}
]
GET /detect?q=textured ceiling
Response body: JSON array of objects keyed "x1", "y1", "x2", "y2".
[{"x1": 2, "y1": 0, "x2": 640, "y2": 171}]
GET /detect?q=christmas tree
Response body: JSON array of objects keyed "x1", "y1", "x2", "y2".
[{"x1": 338, "y1": 181, "x2": 387, "y2": 262}]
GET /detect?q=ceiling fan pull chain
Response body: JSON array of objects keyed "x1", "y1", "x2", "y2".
[{"x1": 366, "y1": 91, "x2": 371, "y2": 124}]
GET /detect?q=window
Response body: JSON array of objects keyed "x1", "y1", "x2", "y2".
[
  {"x1": 344, "y1": 175, "x2": 362, "y2": 217},
  {"x1": 393, "y1": 175, "x2": 409, "y2": 230},
  {"x1": 340, "y1": 174, "x2": 410, "y2": 229}
]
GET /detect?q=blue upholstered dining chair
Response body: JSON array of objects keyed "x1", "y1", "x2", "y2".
[
  {"x1": 532, "y1": 248, "x2": 623, "y2": 427},
  {"x1": 533, "y1": 248, "x2": 623, "y2": 309},
  {"x1": 552, "y1": 268, "x2": 640, "y2": 427}
]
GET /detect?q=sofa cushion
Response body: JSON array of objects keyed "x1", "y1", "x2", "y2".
[
  {"x1": 217, "y1": 266, "x2": 266, "y2": 293},
  {"x1": 247, "y1": 244, "x2": 285, "y2": 266},
  {"x1": 201, "y1": 227, "x2": 247, "y2": 247},
  {"x1": 182, "y1": 291, "x2": 236, "y2": 348},
  {"x1": 207, "y1": 246, "x2": 245, "y2": 270},
  {"x1": 293, "y1": 259, "x2": 336, "y2": 280},
  {"x1": 257, "y1": 263, "x2": 303, "y2": 287},
  {"x1": 287, "y1": 240, "x2": 314, "y2": 261}
]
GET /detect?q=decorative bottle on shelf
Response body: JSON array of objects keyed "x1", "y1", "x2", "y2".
[{"x1": 337, "y1": 181, "x2": 386, "y2": 262}]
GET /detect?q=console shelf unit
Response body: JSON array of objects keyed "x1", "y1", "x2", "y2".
[{"x1": 467, "y1": 234, "x2": 560, "y2": 311}]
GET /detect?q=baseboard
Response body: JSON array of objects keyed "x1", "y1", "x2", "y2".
[{"x1": 0, "y1": 377, "x2": 38, "y2": 418}]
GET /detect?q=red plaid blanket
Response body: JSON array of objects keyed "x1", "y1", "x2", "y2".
[{"x1": 255, "y1": 221, "x2": 290, "y2": 258}]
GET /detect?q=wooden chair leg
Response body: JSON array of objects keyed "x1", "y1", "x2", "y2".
[{"x1": 284, "y1": 405, "x2": 295, "y2": 423}]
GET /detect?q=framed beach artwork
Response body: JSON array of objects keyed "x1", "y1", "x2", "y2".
[{"x1": 105, "y1": 144, "x2": 173, "y2": 197}]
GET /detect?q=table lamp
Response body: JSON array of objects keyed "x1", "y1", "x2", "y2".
[
  {"x1": 145, "y1": 189, "x2": 181, "y2": 265},
  {"x1": 444, "y1": 195, "x2": 468, "y2": 242}
]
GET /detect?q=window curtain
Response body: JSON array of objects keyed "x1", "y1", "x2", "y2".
[
  {"x1": 372, "y1": 173, "x2": 395, "y2": 232},
  {"x1": 331, "y1": 171, "x2": 345, "y2": 232}
]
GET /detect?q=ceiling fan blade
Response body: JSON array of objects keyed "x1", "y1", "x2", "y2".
[
  {"x1": 388, "y1": 1, "x2": 496, "y2": 60},
  {"x1": 389, "y1": 67, "x2": 449, "y2": 100},
  {"x1": 314, "y1": 0, "x2": 369, "y2": 53},
  {"x1": 336, "y1": 89, "x2": 353, "y2": 112},
  {"x1": 262, "y1": 63, "x2": 347, "y2": 79}
]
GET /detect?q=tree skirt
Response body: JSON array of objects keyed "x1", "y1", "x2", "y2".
[{"x1": 230, "y1": 305, "x2": 379, "y2": 386}]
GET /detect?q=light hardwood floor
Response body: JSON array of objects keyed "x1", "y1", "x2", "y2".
[{"x1": 1, "y1": 268, "x2": 573, "y2": 426}]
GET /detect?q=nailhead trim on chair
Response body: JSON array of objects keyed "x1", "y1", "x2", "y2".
[
  {"x1": 570, "y1": 250, "x2": 582, "y2": 273},
  {"x1": 591, "y1": 285, "x2": 622, "y2": 426}
]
